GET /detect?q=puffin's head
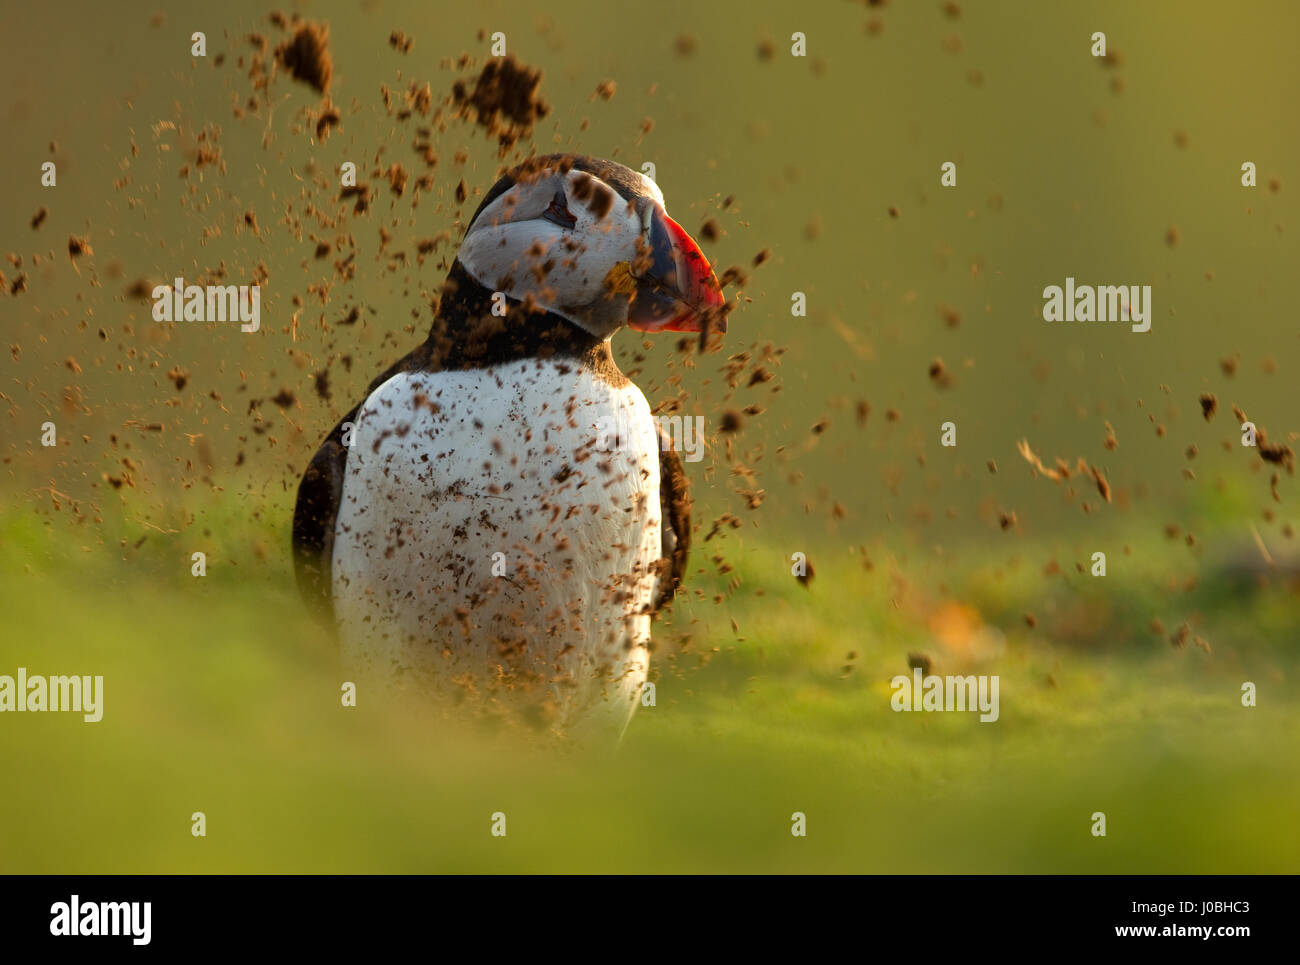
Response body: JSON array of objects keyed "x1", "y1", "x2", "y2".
[{"x1": 456, "y1": 154, "x2": 727, "y2": 341}]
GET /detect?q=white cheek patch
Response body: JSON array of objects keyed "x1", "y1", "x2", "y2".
[
  {"x1": 458, "y1": 170, "x2": 643, "y2": 324},
  {"x1": 473, "y1": 173, "x2": 563, "y2": 229}
]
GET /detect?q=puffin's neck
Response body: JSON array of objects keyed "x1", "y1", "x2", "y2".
[{"x1": 419, "y1": 260, "x2": 627, "y2": 384}]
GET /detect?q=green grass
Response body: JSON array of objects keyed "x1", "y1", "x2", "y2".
[{"x1": 0, "y1": 494, "x2": 1296, "y2": 873}]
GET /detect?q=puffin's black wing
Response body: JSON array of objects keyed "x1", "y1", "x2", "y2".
[
  {"x1": 292, "y1": 349, "x2": 429, "y2": 622},
  {"x1": 291, "y1": 406, "x2": 358, "y2": 621},
  {"x1": 653, "y1": 436, "x2": 691, "y2": 613}
]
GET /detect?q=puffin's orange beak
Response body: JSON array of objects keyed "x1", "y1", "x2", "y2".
[{"x1": 627, "y1": 209, "x2": 726, "y2": 334}]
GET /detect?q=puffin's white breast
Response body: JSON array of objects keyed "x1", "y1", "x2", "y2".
[{"x1": 331, "y1": 357, "x2": 662, "y2": 732}]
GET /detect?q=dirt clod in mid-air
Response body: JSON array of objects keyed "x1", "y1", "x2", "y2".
[
  {"x1": 451, "y1": 55, "x2": 550, "y2": 154},
  {"x1": 276, "y1": 21, "x2": 333, "y2": 94}
]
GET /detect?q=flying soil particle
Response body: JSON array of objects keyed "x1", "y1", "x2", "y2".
[
  {"x1": 573, "y1": 175, "x2": 613, "y2": 219},
  {"x1": 315, "y1": 106, "x2": 341, "y2": 140},
  {"x1": 1258, "y1": 435, "x2": 1295, "y2": 472},
  {"x1": 1089, "y1": 464, "x2": 1112, "y2": 503},
  {"x1": 1199, "y1": 393, "x2": 1217, "y2": 421},
  {"x1": 907, "y1": 652, "x2": 933, "y2": 675},
  {"x1": 68, "y1": 235, "x2": 92, "y2": 260},
  {"x1": 928, "y1": 358, "x2": 952, "y2": 388},
  {"x1": 30, "y1": 208, "x2": 47, "y2": 230},
  {"x1": 340, "y1": 184, "x2": 370, "y2": 214},
  {"x1": 699, "y1": 219, "x2": 720, "y2": 243},
  {"x1": 450, "y1": 55, "x2": 550, "y2": 153},
  {"x1": 386, "y1": 163, "x2": 408, "y2": 197},
  {"x1": 718, "y1": 265, "x2": 747, "y2": 288},
  {"x1": 795, "y1": 558, "x2": 814, "y2": 587},
  {"x1": 276, "y1": 22, "x2": 333, "y2": 94}
]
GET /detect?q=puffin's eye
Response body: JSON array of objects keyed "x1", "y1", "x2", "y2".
[{"x1": 542, "y1": 190, "x2": 577, "y2": 230}]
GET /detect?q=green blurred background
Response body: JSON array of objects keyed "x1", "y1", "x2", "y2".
[{"x1": 0, "y1": 0, "x2": 1296, "y2": 872}]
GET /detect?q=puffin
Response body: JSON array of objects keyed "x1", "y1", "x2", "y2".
[{"x1": 292, "y1": 154, "x2": 726, "y2": 736}]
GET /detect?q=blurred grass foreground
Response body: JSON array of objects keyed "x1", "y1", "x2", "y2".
[{"x1": 0, "y1": 492, "x2": 1295, "y2": 874}]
